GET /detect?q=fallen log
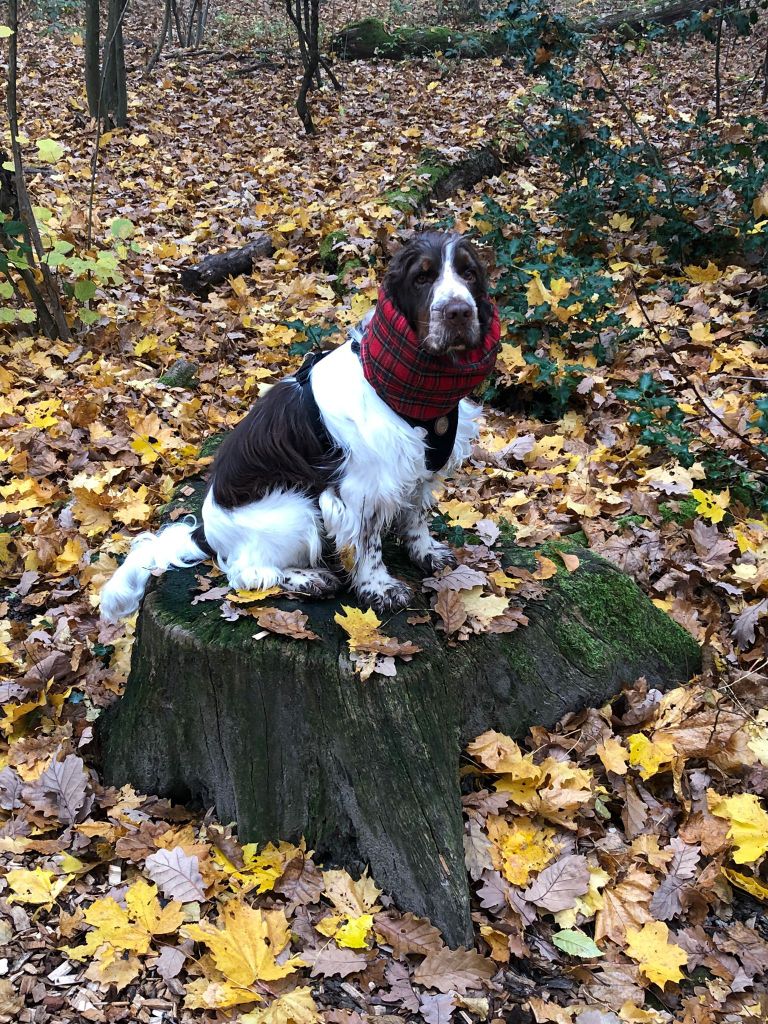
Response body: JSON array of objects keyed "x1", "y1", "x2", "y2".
[
  {"x1": 331, "y1": 18, "x2": 508, "y2": 61},
  {"x1": 99, "y1": 478, "x2": 700, "y2": 947},
  {"x1": 588, "y1": 0, "x2": 731, "y2": 33},
  {"x1": 178, "y1": 234, "x2": 274, "y2": 296},
  {"x1": 383, "y1": 146, "x2": 504, "y2": 214},
  {"x1": 332, "y1": 3, "x2": 729, "y2": 63}
]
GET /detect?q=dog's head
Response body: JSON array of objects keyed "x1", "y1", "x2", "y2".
[{"x1": 383, "y1": 231, "x2": 493, "y2": 356}]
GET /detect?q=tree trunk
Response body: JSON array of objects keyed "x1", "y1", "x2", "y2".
[
  {"x1": 100, "y1": 482, "x2": 700, "y2": 948},
  {"x1": 101, "y1": 0, "x2": 129, "y2": 127},
  {"x1": 84, "y1": 0, "x2": 101, "y2": 116},
  {"x1": 5, "y1": 0, "x2": 70, "y2": 340}
]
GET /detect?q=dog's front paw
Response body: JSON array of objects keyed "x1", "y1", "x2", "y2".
[
  {"x1": 411, "y1": 542, "x2": 457, "y2": 576},
  {"x1": 358, "y1": 578, "x2": 413, "y2": 615},
  {"x1": 283, "y1": 569, "x2": 341, "y2": 599}
]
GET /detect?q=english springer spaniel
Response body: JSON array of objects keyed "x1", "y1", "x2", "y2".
[{"x1": 100, "y1": 231, "x2": 500, "y2": 621}]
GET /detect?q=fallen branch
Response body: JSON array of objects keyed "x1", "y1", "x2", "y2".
[{"x1": 178, "y1": 234, "x2": 274, "y2": 295}]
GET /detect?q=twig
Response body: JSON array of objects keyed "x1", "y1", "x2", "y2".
[{"x1": 629, "y1": 277, "x2": 768, "y2": 472}]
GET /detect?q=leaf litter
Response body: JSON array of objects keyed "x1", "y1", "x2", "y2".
[{"x1": 0, "y1": 0, "x2": 767, "y2": 1021}]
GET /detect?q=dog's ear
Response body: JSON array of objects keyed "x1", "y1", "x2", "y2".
[
  {"x1": 455, "y1": 238, "x2": 494, "y2": 334},
  {"x1": 382, "y1": 237, "x2": 418, "y2": 296}
]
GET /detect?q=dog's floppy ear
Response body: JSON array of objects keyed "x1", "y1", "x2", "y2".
[
  {"x1": 382, "y1": 237, "x2": 418, "y2": 296},
  {"x1": 455, "y1": 237, "x2": 494, "y2": 334}
]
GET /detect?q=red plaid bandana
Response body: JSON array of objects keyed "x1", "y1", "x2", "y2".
[{"x1": 359, "y1": 289, "x2": 501, "y2": 421}]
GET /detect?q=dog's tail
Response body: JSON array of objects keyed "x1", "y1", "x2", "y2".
[{"x1": 99, "y1": 518, "x2": 208, "y2": 622}]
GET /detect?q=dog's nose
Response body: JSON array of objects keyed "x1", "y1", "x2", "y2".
[{"x1": 443, "y1": 298, "x2": 473, "y2": 322}]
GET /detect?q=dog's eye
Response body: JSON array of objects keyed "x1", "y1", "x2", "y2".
[
  {"x1": 462, "y1": 268, "x2": 476, "y2": 282},
  {"x1": 414, "y1": 272, "x2": 432, "y2": 286}
]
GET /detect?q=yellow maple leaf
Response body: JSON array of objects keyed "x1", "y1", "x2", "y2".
[
  {"x1": 708, "y1": 791, "x2": 768, "y2": 864},
  {"x1": 130, "y1": 413, "x2": 178, "y2": 465},
  {"x1": 467, "y1": 731, "x2": 538, "y2": 776},
  {"x1": 459, "y1": 588, "x2": 510, "y2": 625},
  {"x1": 609, "y1": 213, "x2": 635, "y2": 231},
  {"x1": 84, "y1": 952, "x2": 142, "y2": 991},
  {"x1": 323, "y1": 869, "x2": 382, "y2": 917},
  {"x1": 627, "y1": 733, "x2": 676, "y2": 779},
  {"x1": 624, "y1": 921, "x2": 687, "y2": 987},
  {"x1": 691, "y1": 488, "x2": 730, "y2": 525},
  {"x1": 334, "y1": 912, "x2": 374, "y2": 949},
  {"x1": 6, "y1": 867, "x2": 69, "y2": 907},
  {"x1": 0, "y1": 619, "x2": 16, "y2": 666},
  {"x1": 689, "y1": 322, "x2": 714, "y2": 345},
  {"x1": 66, "y1": 898, "x2": 150, "y2": 961},
  {"x1": 124, "y1": 879, "x2": 183, "y2": 935},
  {"x1": 241, "y1": 987, "x2": 322, "y2": 1024},
  {"x1": 183, "y1": 902, "x2": 303, "y2": 989},
  {"x1": 684, "y1": 261, "x2": 722, "y2": 284},
  {"x1": 486, "y1": 814, "x2": 558, "y2": 886},
  {"x1": 596, "y1": 737, "x2": 628, "y2": 775},
  {"x1": 722, "y1": 867, "x2": 768, "y2": 902},
  {"x1": 236, "y1": 841, "x2": 302, "y2": 893},
  {"x1": 185, "y1": 978, "x2": 263, "y2": 1009},
  {"x1": 72, "y1": 491, "x2": 113, "y2": 537},
  {"x1": 334, "y1": 605, "x2": 382, "y2": 648},
  {"x1": 228, "y1": 587, "x2": 282, "y2": 604},
  {"x1": 24, "y1": 398, "x2": 62, "y2": 430},
  {"x1": 114, "y1": 485, "x2": 153, "y2": 525},
  {"x1": 53, "y1": 538, "x2": 85, "y2": 576},
  {"x1": 526, "y1": 272, "x2": 552, "y2": 308},
  {"x1": 316, "y1": 911, "x2": 374, "y2": 949},
  {"x1": 438, "y1": 498, "x2": 482, "y2": 528}
]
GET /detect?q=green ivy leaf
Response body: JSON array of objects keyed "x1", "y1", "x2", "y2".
[
  {"x1": 0, "y1": 26, "x2": 14, "y2": 37},
  {"x1": 16, "y1": 308, "x2": 36, "y2": 323},
  {"x1": 0, "y1": 281, "x2": 13, "y2": 299},
  {"x1": 0, "y1": 307, "x2": 15, "y2": 323},
  {"x1": 79, "y1": 307, "x2": 100, "y2": 325},
  {"x1": 36, "y1": 139, "x2": 65, "y2": 163},
  {"x1": 552, "y1": 930, "x2": 603, "y2": 959}
]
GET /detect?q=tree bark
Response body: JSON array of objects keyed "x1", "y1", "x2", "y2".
[
  {"x1": 100, "y1": 482, "x2": 700, "y2": 947},
  {"x1": 101, "y1": 0, "x2": 129, "y2": 128},
  {"x1": 5, "y1": 0, "x2": 70, "y2": 340},
  {"x1": 84, "y1": 0, "x2": 101, "y2": 116},
  {"x1": 177, "y1": 234, "x2": 274, "y2": 295}
]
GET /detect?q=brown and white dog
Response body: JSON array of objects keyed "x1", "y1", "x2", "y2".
[{"x1": 100, "y1": 231, "x2": 500, "y2": 620}]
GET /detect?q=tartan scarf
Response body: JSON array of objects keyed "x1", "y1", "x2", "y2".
[{"x1": 359, "y1": 289, "x2": 501, "y2": 421}]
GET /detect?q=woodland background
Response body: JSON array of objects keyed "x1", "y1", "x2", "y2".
[{"x1": 0, "y1": 0, "x2": 767, "y2": 1022}]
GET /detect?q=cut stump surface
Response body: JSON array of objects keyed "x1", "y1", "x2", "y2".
[{"x1": 101, "y1": 516, "x2": 700, "y2": 946}]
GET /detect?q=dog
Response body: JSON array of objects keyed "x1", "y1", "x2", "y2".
[{"x1": 100, "y1": 231, "x2": 500, "y2": 621}]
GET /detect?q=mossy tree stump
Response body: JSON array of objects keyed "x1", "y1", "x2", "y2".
[{"x1": 101, "y1": 512, "x2": 699, "y2": 947}]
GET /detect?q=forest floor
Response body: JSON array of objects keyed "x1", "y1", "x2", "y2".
[{"x1": 1, "y1": 2, "x2": 767, "y2": 1023}]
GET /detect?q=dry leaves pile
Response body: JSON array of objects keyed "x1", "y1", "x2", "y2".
[{"x1": 0, "y1": 0, "x2": 767, "y2": 1021}]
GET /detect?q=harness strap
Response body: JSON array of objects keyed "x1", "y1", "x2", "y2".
[{"x1": 294, "y1": 349, "x2": 344, "y2": 462}]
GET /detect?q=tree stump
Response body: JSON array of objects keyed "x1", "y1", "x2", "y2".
[{"x1": 100, "y1": 506, "x2": 699, "y2": 947}]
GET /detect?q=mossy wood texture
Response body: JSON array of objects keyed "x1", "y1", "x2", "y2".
[
  {"x1": 101, "y1": 543, "x2": 699, "y2": 947},
  {"x1": 332, "y1": 18, "x2": 509, "y2": 61}
]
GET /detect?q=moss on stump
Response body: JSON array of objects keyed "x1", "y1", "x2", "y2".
[{"x1": 100, "y1": 479, "x2": 699, "y2": 948}]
